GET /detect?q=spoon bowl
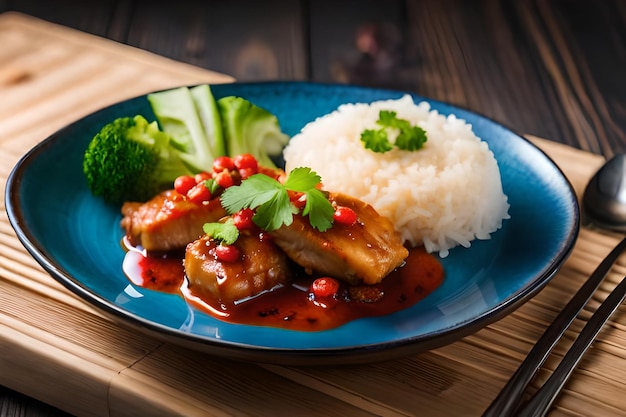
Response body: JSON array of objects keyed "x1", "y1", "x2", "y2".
[{"x1": 582, "y1": 153, "x2": 626, "y2": 232}]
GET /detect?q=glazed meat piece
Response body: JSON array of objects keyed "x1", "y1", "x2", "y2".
[
  {"x1": 270, "y1": 192, "x2": 409, "y2": 285},
  {"x1": 121, "y1": 190, "x2": 226, "y2": 252},
  {"x1": 184, "y1": 232, "x2": 292, "y2": 305}
]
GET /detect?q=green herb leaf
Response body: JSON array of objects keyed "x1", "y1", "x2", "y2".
[
  {"x1": 361, "y1": 110, "x2": 427, "y2": 153},
  {"x1": 202, "y1": 218, "x2": 239, "y2": 245},
  {"x1": 204, "y1": 178, "x2": 221, "y2": 194},
  {"x1": 394, "y1": 123, "x2": 427, "y2": 151},
  {"x1": 220, "y1": 174, "x2": 283, "y2": 212},
  {"x1": 302, "y1": 188, "x2": 334, "y2": 231},
  {"x1": 360, "y1": 129, "x2": 393, "y2": 153},
  {"x1": 283, "y1": 167, "x2": 322, "y2": 191},
  {"x1": 253, "y1": 188, "x2": 296, "y2": 231},
  {"x1": 378, "y1": 110, "x2": 399, "y2": 126},
  {"x1": 220, "y1": 168, "x2": 334, "y2": 232}
]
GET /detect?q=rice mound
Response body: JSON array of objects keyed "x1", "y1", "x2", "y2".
[{"x1": 283, "y1": 95, "x2": 510, "y2": 257}]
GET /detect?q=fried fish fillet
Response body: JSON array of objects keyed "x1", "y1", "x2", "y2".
[
  {"x1": 270, "y1": 192, "x2": 408, "y2": 285},
  {"x1": 121, "y1": 190, "x2": 226, "y2": 252},
  {"x1": 184, "y1": 232, "x2": 291, "y2": 304}
]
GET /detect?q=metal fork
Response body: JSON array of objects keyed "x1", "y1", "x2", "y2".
[{"x1": 482, "y1": 236, "x2": 626, "y2": 417}]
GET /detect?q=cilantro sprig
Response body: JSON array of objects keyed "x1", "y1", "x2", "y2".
[
  {"x1": 220, "y1": 167, "x2": 335, "y2": 232},
  {"x1": 203, "y1": 178, "x2": 221, "y2": 195},
  {"x1": 360, "y1": 110, "x2": 427, "y2": 153},
  {"x1": 203, "y1": 218, "x2": 239, "y2": 245}
]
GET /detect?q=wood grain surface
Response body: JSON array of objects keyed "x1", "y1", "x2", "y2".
[{"x1": 0, "y1": 1, "x2": 625, "y2": 416}]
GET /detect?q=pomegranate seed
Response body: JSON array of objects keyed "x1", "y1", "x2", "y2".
[
  {"x1": 238, "y1": 167, "x2": 257, "y2": 179},
  {"x1": 186, "y1": 182, "x2": 211, "y2": 203},
  {"x1": 232, "y1": 208, "x2": 255, "y2": 230},
  {"x1": 311, "y1": 277, "x2": 340, "y2": 298},
  {"x1": 215, "y1": 244, "x2": 240, "y2": 262},
  {"x1": 333, "y1": 206, "x2": 358, "y2": 225},
  {"x1": 174, "y1": 175, "x2": 196, "y2": 196},
  {"x1": 234, "y1": 153, "x2": 258, "y2": 171},
  {"x1": 214, "y1": 171, "x2": 234, "y2": 188},
  {"x1": 194, "y1": 172, "x2": 212, "y2": 183},
  {"x1": 212, "y1": 156, "x2": 235, "y2": 172},
  {"x1": 288, "y1": 190, "x2": 307, "y2": 210}
]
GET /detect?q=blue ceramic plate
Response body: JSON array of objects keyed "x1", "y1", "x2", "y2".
[{"x1": 5, "y1": 82, "x2": 579, "y2": 365}]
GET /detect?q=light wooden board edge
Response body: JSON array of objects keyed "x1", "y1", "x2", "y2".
[{"x1": 0, "y1": 11, "x2": 234, "y2": 84}]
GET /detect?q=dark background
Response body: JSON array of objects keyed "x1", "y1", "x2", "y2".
[
  {"x1": 1, "y1": 0, "x2": 625, "y2": 157},
  {"x1": 0, "y1": 0, "x2": 625, "y2": 415}
]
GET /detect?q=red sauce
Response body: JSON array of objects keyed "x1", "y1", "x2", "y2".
[{"x1": 122, "y1": 241, "x2": 444, "y2": 331}]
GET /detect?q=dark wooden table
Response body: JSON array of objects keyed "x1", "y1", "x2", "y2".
[{"x1": 0, "y1": 0, "x2": 624, "y2": 415}]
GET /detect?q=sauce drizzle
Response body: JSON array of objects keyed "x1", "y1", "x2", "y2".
[{"x1": 122, "y1": 241, "x2": 444, "y2": 331}]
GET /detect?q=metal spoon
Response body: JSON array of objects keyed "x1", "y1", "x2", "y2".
[{"x1": 582, "y1": 153, "x2": 626, "y2": 231}]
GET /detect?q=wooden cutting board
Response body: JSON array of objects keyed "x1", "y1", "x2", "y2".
[{"x1": 2, "y1": 12, "x2": 625, "y2": 417}]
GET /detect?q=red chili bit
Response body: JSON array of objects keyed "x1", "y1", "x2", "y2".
[
  {"x1": 238, "y1": 167, "x2": 257, "y2": 179},
  {"x1": 333, "y1": 206, "x2": 358, "y2": 225},
  {"x1": 288, "y1": 190, "x2": 307, "y2": 210},
  {"x1": 214, "y1": 171, "x2": 234, "y2": 188},
  {"x1": 311, "y1": 277, "x2": 340, "y2": 298},
  {"x1": 174, "y1": 175, "x2": 196, "y2": 195},
  {"x1": 232, "y1": 208, "x2": 255, "y2": 230},
  {"x1": 194, "y1": 172, "x2": 212, "y2": 183},
  {"x1": 187, "y1": 182, "x2": 212, "y2": 203},
  {"x1": 234, "y1": 154, "x2": 259, "y2": 173},
  {"x1": 215, "y1": 244, "x2": 241, "y2": 262},
  {"x1": 213, "y1": 156, "x2": 235, "y2": 172}
]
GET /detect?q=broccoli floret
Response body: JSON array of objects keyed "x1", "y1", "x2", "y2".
[
  {"x1": 217, "y1": 96, "x2": 289, "y2": 168},
  {"x1": 83, "y1": 115, "x2": 195, "y2": 204},
  {"x1": 83, "y1": 85, "x2": 291, "y2": 205}
]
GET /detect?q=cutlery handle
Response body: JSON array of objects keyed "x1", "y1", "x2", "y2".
[
  {"x1": 482, "y1": 236, "x2": 626, "y2": 417},
  {"x1": 516, "y1": 276, "x2": 626, "y2": 417}
]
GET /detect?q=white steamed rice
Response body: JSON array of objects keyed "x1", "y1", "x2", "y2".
[{"x1": 283, "y1": 95, "x2": 510, "y2": 257}]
